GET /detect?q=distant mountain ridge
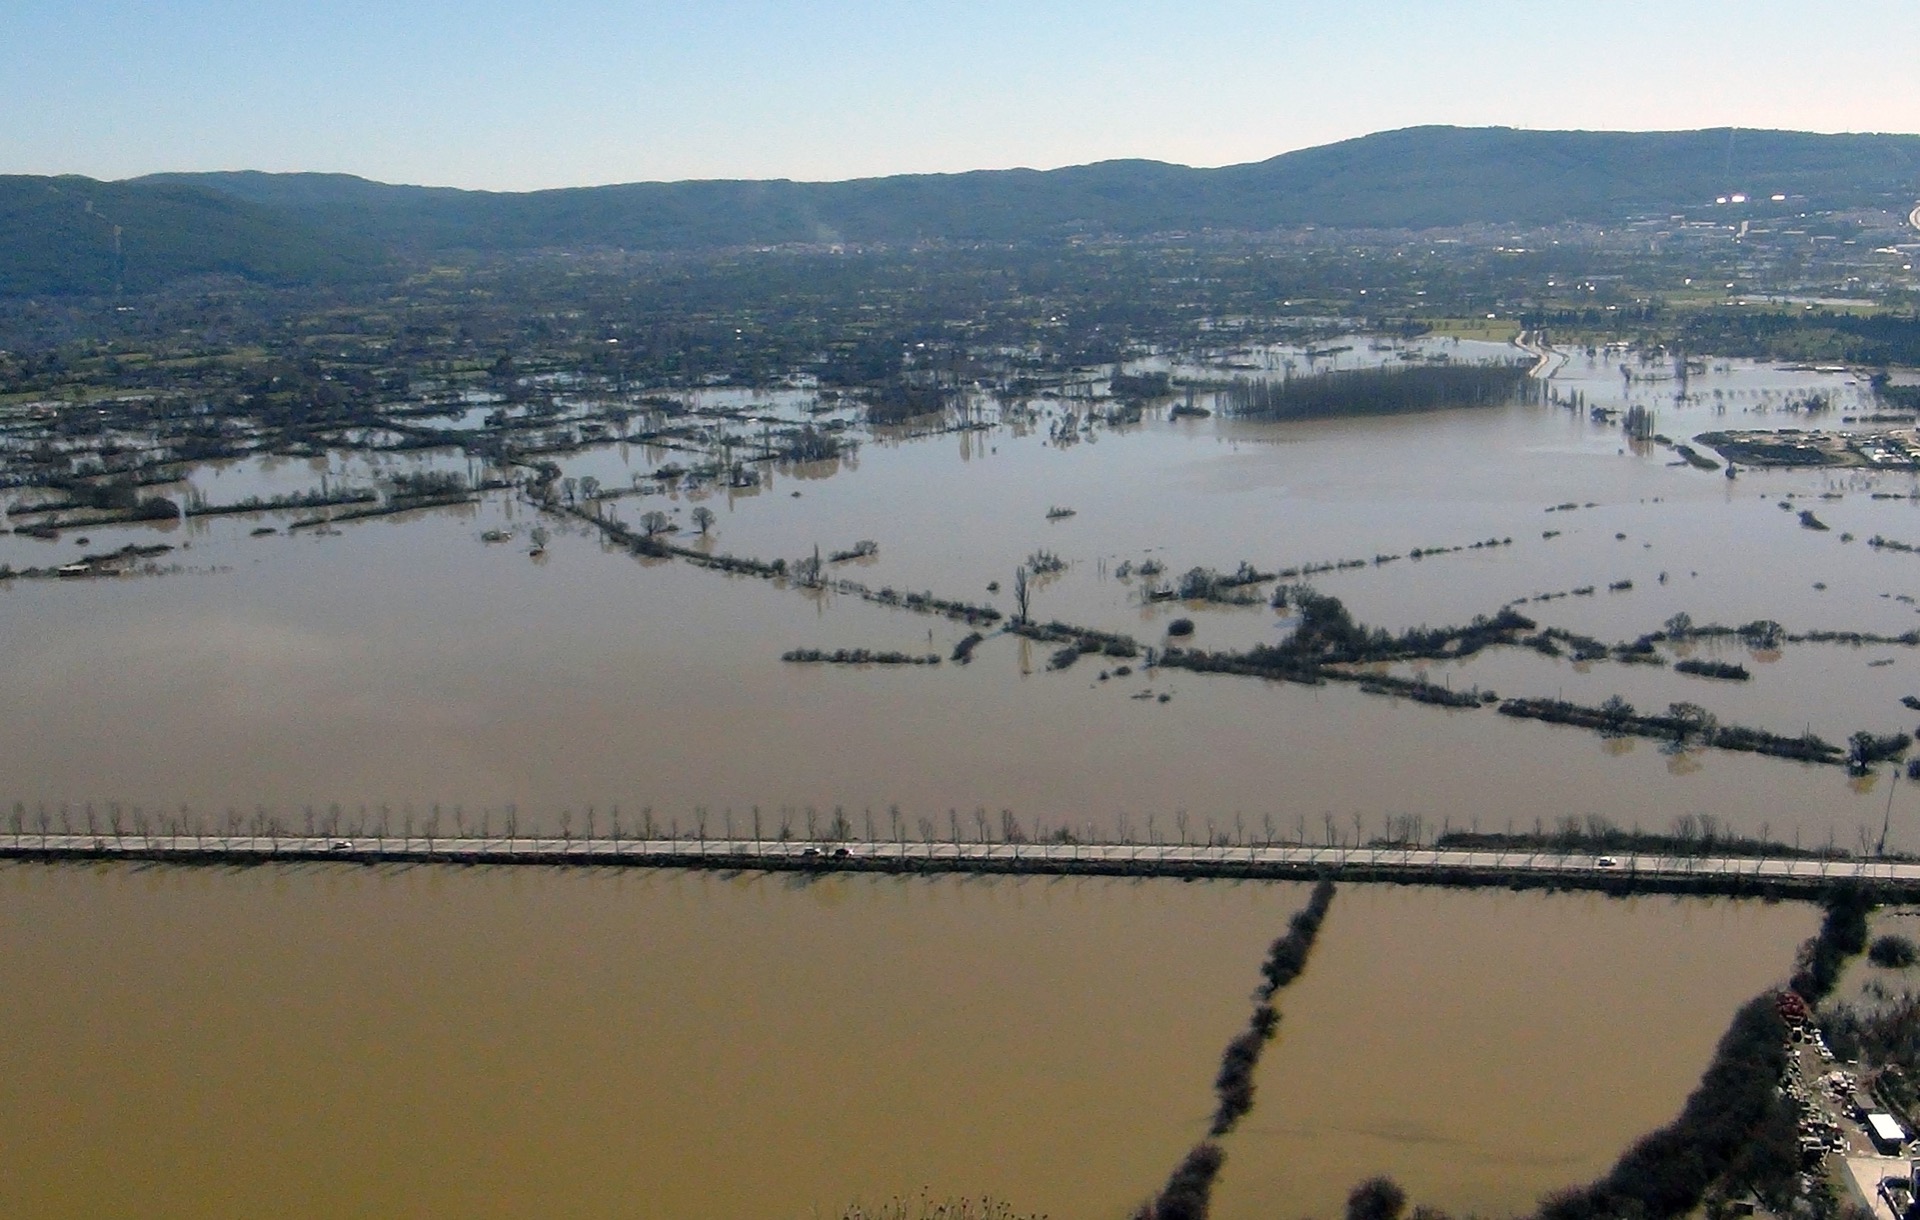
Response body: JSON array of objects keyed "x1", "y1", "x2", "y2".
[
  {"x1": 6, "y1": 126, "x2": 1920, "y2": 296},
  {"x1": 0, "y1": 174, "x2": 388, "y2": 297}
]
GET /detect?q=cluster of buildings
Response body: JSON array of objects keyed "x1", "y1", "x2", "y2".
[{"x1": 1778, "y1": 991, "x2": 1919, "y2": 1220}]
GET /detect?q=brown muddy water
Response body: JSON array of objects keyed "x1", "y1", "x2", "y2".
[
  {"x1": 0, "y1": 866, "x2": 1811, "y2": 1220},
  {"x1": 0, "y1": 498, "x2": 1903, "y2": 849},
  {"x1": 0, "y1": 346, "x2": 1888, "y2": 1215},
  {"x1": 11, "y1": 343, "x2": 1920, "y2": 845},
  {"x1": 2, "y1": 349, "x2": 1917, "y2": 844}
]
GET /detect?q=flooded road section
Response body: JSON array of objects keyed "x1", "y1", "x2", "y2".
[{"x1": 0, "y1": 867, "x2": 1810, "y2": 1220}]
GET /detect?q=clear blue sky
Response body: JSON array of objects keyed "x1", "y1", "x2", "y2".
[{"x1": 6, "y1": 0, "x2": 1916, "y2": 189}]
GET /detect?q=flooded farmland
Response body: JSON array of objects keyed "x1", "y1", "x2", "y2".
[
  {"x1": 0, "y1": 866, "x2": 1813, "y2": 1220},
  {"x1": 4, "y1": 345, "x2": 1920, "y2": 845},
  {"x1": 0, "y1": 338, "x2": 1907, "y2": 1215}
]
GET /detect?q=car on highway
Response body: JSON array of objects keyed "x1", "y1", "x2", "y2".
[
  {"x1": 1595, "y1": 855, "x2": 1621, "y2": 868},
  {"x1": 328, "y1": 840, "x2": 354, "y2": 852}
]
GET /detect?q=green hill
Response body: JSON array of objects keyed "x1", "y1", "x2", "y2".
[
  {"x1": 1203, "y1": 126, "x2": 1920, "y2": 228},
  {"x1": 0, "y1": 175, "x2": 387, "y2": 296},
  {"x1": 7, "y1": 126, "x2": 1918, "y2": 296},
  {"x1": 146, "y1": 127, "x2": 1920, "y2": 252}
]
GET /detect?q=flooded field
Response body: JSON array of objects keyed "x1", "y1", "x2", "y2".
[
  {"x1": 0, "y1": 338, "x2": 1901, "y2": 1216},
  {"x1": 4, "y1": 344, "x2": 1919, "y2": 845},
  {"x1": 0, "y1": 866, "x2": 1814, "y2": 1220}
]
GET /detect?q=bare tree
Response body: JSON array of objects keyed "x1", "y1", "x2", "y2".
[
  {"x1": 1000, "y1": 809, "x2": 1024, "y2": 843},
  {"x1": 1013, "y1": 566, "x2": 1031, "y2": 623},
  {"x1": 791, "y1": 545, "x2": 822, "y2": 585},
  {"x1": 691, "y1": 505, "x2": 715, "y2": 534}
]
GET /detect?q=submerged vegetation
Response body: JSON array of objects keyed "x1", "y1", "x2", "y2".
[
  {"x1": 1534, "y1": 994, "x2": 1798, "y2": 1220},
  {"x1": 1870, "y1": 934, "x2": 1918, "y2": 968},
  {"x1": 1673, "y1": 657, "x2": 1751, "y2": 681},
  {"x1": 9, "y1": 133, "x2": 1920, "y2": 1220},
  {"x1": 1151, "y1": 586, "x2": 1917, "y2": 768},
  {"x1": 840, "y1": 1197, "x2": 1043, "y2": 1220},
  {"x1": 1345, "y1": 887, "x2": 1873, "y2": 1220},
  {"x1": 1532, "y1": 890, "x2": 1870, "y2": 1220},
  {"x1": 1133, "y1": 881, "x2": 1337, "y2": 1220},
  {"x1": 1219, "y1": 363, "x2": 1536, "y2": 421},
  {"x1": 781, "y1": 648, "x2": 941, "y2": 666}
]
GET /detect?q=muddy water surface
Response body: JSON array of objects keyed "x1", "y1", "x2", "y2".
[
  {"x1": 0, "y1": 867, "x2": 1812, "y2": 1220},
  {"x1": 1213, "y1": 885, "x2": 1814, "y2": 1219},
  {"x1": 0, "y1": 493, "x2": 1907, "y2": 846}
]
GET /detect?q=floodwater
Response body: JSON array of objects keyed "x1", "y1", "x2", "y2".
[
  {"x1": 1211, "y1": 885, "x2": 1813, "y2": 1220},
  {"x1": 3, "y1": 346, "x2": 1920, "y2": 844},
  {"x1": 0, "y1": 342, "x2": 1892, "y2": 1215},
  {"x1": 0, "y1": 488, "x2": 1911, "y2": 848},
  {"x1": 0, "y1": 866, "x2": 1812, "y2": 1220}
]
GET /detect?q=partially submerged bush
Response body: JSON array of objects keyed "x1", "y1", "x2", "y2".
[{"x1": 1871, "y1": 935, "x2": 1917, "y2": 969}]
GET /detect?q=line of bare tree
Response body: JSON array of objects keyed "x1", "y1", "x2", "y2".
[{"x1": 1131, "y1": 879, "x2": 1338, "y2": 1220}]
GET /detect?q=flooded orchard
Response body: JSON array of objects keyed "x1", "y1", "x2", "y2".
[{"x1": 0, "y1": 866, "x2": 1813, "y2": 1219}]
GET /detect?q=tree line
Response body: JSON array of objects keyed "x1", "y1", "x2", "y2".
[
  {"x1": 1132, "y1": 880, "x2": 1337, "y2": 1220},
  {"x1": 1218, "y1": 364, "x2": 1536, "y2": 421},
  {"x1": 1353, "y1": 885, "x2": 1874, "y2": 1220}
]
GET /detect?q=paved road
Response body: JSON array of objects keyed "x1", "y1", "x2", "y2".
[
  {"x1": 1514, "y1": 330, "x2": 1569, "y2": 381},
  {"x1": 7, "y1": 832, "x2": 1920, "y2": 890}
]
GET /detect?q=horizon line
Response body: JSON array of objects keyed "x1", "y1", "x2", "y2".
[{"x1": 18, "y1": 122, "x2": 1920, "y2": 197}]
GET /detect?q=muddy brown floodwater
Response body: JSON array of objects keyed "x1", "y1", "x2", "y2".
[
  {"x1": 0, "y1": 346, "x2": 1889, "y2": 1215},
  {"x1": 4, "y1": 350, "x2": 1918, "y2": 846},
  {"x1": 0, "y1": 866, "x2": 1811, "y2": 1220}
]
